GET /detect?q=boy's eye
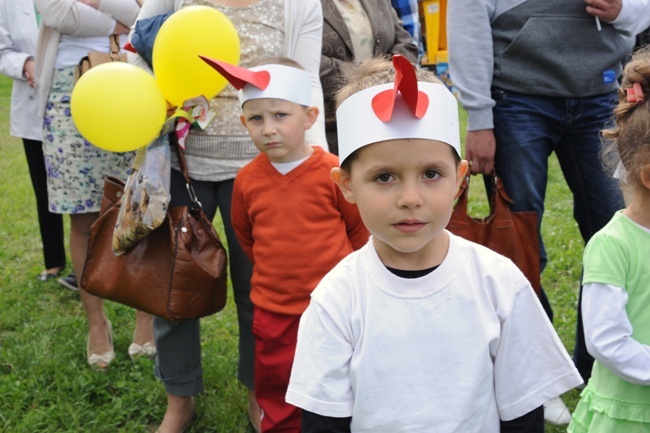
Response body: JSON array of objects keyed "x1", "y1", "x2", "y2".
[
  {"x1": 423, "y1": 170, "x2": 440, "y2": 180},
  {"x1": 249, "y1": 115, "x2": 262, "y2": 122},
  {"x1": 375, "y1": 173, "x2": 393, "y2": 183},
  {"x1": 276, "y1": 112, "x2": 287, "y2": 118}
]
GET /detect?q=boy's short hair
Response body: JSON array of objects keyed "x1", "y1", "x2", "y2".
[
  {"x1": 335, "y1": 57, "x2": 443, "y2": 108},
  {"x1": 335, "y1": 56, "x2": 460, "y2": 170},
  {"x1": 247, "y1": 55, "x2": 305, "y2": 71}
]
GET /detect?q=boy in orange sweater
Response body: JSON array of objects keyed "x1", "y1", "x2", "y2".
[{"x1": 201, "y1": 55, "x2": 369, "y2": 433}]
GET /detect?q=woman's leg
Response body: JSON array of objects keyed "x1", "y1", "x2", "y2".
[
  {"x1": 71, "y1": 212, "x2": 113, "y2": 368},
  {"x1": 155, "y1": 169, "x2": 219, "y2": 432},
  {"x1": 23, "y1": 138, "x2": 66, "y2": 273},
  {"x1": 215, "y1": 179, "x2": 259, "y2": 430}
]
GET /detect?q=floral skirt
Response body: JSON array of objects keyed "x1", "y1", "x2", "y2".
[{"x1": 43, "y1": 67, "x2": 134, "y2": 214}]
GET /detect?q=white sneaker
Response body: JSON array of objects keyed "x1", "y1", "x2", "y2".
[{"x1": 544, "y1": 396, "x2": 572, "y2": 425}]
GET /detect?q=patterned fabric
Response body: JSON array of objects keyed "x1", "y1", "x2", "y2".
[
  {"x1": 178, "y1": 0, "x2": 284, "y2": 182},
  {"x1": 43, "y1": 67, "x2": 134, "y2": 214},
  {"x1": 331, "y1": 0, "x2": 374, "y2": 61},
  {"x1": 391, "y1": 0, "x2": 423, "y2": 59}
]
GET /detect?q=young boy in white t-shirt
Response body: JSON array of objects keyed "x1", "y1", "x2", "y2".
[
  {"x1": 285, "y1": 55, "x2": 583, "y2": 433},
  {"x1": 200, "y1": 55, "x2": 369, "y2": 433}
]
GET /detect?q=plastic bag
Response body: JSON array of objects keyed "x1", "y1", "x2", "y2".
[{"x1": 112, "y1": 122, "x2": 173, "y2": 255}]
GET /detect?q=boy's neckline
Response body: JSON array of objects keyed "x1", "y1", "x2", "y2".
[{"x1": 385, "y1": 265, "x2": 439, "y2": 279}]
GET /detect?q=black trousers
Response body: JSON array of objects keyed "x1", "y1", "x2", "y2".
[{"x1": 23, "y1": 139, "x2": 66, "y2": 269}]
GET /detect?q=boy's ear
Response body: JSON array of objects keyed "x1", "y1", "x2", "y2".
[
  {"x1": 304, "y1": 106, "x2": 319, "y2": 130},
  {"x1": 454, "y1": 160, "x2": 470, "y2": 199},
  {"x1": 331, "y1": 167, "x2": 356, "y2": 204},
  {"x1": 240, "y1": 114, "x2": 247, "y2": 128}
]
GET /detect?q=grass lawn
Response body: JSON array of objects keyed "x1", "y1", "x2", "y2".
[{"x1": 0, "y1": 74, "x2": 586, "y2": 432}]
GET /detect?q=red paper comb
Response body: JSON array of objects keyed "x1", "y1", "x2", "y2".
[
  {"x1": 371, "y1": 54, "x2": 429, "y2": 122},
  {"x1": 199, "y1": 55, "x2": 270, "y2": 91}
]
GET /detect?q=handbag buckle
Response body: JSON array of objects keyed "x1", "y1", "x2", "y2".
[{"x1": 186, "y1": 183, "x2": 203, "y2": 210}]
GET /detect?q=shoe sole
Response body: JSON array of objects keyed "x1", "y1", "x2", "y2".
[{"x1": 57, "y1": 278, "x2": 79, "y2": 292}]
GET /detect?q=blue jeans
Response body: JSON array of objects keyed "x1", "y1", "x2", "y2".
[{"x1": 491, "y1": 89, "x2": 624, "y2": 381}]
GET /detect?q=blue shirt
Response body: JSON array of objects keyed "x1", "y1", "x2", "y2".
[{"x1": 391, "y1": 0, "x2": 423, "y2": 60}]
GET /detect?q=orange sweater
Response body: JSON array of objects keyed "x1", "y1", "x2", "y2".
[{"x1": 231, "y1": 146, "x2": 369, "y2": 315}]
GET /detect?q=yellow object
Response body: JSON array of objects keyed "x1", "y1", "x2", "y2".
[
  {"x1": 71, "y1": 62, "x2": 166, "y2": 153},
  {"x1": 153, "y1": 6, "x2": 240, "y2": 107},
  {"x1": 422, "y1": 0, "x2": 440, "y2": 64},
  {"x1": 420, "y1": 0, "x2": 447, "y2": 65}
]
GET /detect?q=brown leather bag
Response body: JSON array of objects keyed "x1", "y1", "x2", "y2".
[
  {"x1": 80, "y1": 141, "x2": 228, "y2": 321},
  {"x1": 446, "y1": 173, "x2": 541, "y2": 294},
  {"x1": 74, "y1": 35, "x2": 126, "y2": 82}
]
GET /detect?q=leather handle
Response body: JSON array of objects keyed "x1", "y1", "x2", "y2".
[{"x1": 449, "y1": 171, "x2": 517, "y2": 228}]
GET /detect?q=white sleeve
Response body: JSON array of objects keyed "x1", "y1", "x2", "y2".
[
  {"x1": 494, "y1": 285, "x2": 583, "y2": 420},
  {"x1": 288, "y1": 0, "x2": 327, "y2": 149},
  {"x1": 286, "y1": 293, "x2": 355, "y2": 417},
  {"x1": 127, "y1": 0, "x2": 178, "y2": 74},
  {"x1": 35, "y1": 0, "x2": 115, "y2": 37},
  {"x1": 583, "y1": 282, "x2": 650, "y2": 385},
  {"x1": 446, "y1": 0, "x2": 495, "y2": 131},
  {"x1": 611, "y1": 0, "x2": 650, "y2": 36},
  {"x1": 0, "y1": 9, "x2": 31, "y2": 81}
]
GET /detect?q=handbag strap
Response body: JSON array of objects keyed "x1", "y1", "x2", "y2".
[
  {"x1": 169, "y1": 135, "x2": 204, "y2": 212},
  {"x1": 449, "y1": 171, "x2": 517, "y2": 227},
  {"x1": 448, "y1": 175, "x2": 471, "y2": 227},
  {"x1": 490, "y1": 172, "x2": 517, "y2": 228},
  {"x1": 108, "y1": 34, "x2": 122, "y2": 60}
]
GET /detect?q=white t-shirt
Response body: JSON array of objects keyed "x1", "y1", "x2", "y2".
[{"x1": 286, "y1": 233, "x2": 583, "y2": 433}]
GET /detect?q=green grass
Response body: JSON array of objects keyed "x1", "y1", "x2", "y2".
[{"x1": 0, "y1": 74, "x2": 584, "y2": 432}]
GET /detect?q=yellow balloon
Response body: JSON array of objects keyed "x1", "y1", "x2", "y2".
[
  {"x1": 153, "y1": 6, "x2": 240, "y2": 107},
  {"x1": 71, "y1": 62, "x2": 167, "y2": 153}
]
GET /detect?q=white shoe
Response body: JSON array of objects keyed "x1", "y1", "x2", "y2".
[{"x1": 544, "y1": 396, "x2": 572, "y2": 425}]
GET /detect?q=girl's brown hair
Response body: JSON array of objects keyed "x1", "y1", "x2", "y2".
[{"x1": 602, "y1": 47, "x2": 650, "y2": 197}]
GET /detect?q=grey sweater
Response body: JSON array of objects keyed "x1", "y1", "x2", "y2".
[{"x1": 447, "y1": 0, "x2": 637, "y2": 131}]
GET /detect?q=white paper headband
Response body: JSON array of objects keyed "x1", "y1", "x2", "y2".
[
  {"x1": 336, "y1": 55, "x2": 461, "y2": 164},
  {"x1": 200, "y1": 56, "x2": 312, "y2": 107}
]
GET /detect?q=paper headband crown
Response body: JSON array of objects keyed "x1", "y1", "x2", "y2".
[
  {"x1": 199, "y1": 55, "x2": 312, "y2": 107},
  {"x1": 336, "y1": 55, "x2": 461, "y2": 164}
]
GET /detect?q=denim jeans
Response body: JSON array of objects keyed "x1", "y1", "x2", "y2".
[{"x1": 491, "y1": 88, "x2": 624, "y2": 381}]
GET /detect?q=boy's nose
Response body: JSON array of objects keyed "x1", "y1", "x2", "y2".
[
  {"x1": 263, "y1": 121, "x2": 277, "y2": 136},
  {"x1": 396, "y1": 182, "x2": 423, "y2": 208}
]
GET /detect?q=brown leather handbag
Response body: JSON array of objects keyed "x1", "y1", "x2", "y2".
[
  {"x1": 80, "y1": 141, "x2": 228, "y2": 321},
  {"x1": 446, "y1": 173, "x2": 541, "y2": 294}
]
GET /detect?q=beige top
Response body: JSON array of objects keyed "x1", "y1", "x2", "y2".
[
  {"x1": 129, "y1": 0, "x2": 327, "y2": 181},
  {"x1": 332, "y1": 0, "x2": 374, "y2": 62}
]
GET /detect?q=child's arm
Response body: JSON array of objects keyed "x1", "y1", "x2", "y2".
[
  {"x1": 230, "y1": 176, "x2": 254, "y2": 263},
  {"x1": 302, "y1": 410, "x2": 351, "y2": 433},
  {"x1": 582, "y1": 282, "x2": 650, "y2": 385},
  {"x1": 335, "y1": 189, "x2": 369, "y2": 250}
]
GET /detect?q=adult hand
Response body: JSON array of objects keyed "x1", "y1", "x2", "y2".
[
  {"x1": 76, "y1": 0, "x2": 100, "y2": 9},
  {"x1": 113, "y1": 21, "x2": 130, "y2": 35},
  {"x1": 584, "y1": 0, "x2": 623, "y2": 22},
  {"x1": 23, "y1": 58, "x2": 36, "y2": 88},
  {"x1": 465, "y1": 129, "x2": 496, "y2": 175}
]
